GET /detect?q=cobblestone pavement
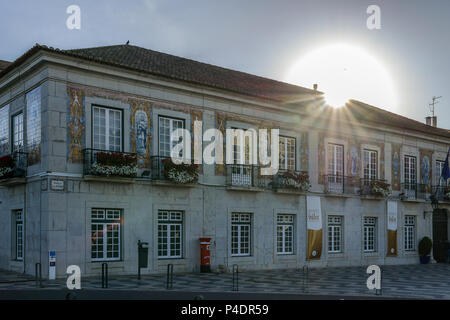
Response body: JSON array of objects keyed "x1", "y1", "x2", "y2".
[{"x1": 0, "y1": 264, "x2": 449, "y2": 299}]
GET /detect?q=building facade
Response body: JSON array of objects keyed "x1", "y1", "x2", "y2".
[{"x1": 0, "y1": 44, "x2": 449, "y2": 278}]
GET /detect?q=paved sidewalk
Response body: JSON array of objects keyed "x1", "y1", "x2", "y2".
[{"x1": 0, "y1": 264, "x2": 449, "y2": 299}]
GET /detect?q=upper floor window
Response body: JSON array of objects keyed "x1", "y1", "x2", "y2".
[
  {"x1": 12, "y1": 113, "x2": 24, "y2": 153},
  {"x1": 93, "y1": 106, "x2": 122, "y2": 152},
  {"x1": 327, "y1": 143, "x2": 344, "y2": 176},
  {"x1": 0, "y1": 105, "x2": 9, "y2": 155},
  {"x1": 279, "y1": 136, "x2": 296, "y2": 171},
  {"x1": 436, "y1": 160, "x2": 447, "y2": 186},
  {"x1": 404, "y1": 156, "x2": 417, "y2": 185},
  {"x1": 363, "y1": 149, "x2": 378, "y2": 180},
  {"x1": 158, "y1": 116, "x2": 184, "y2": 158}
]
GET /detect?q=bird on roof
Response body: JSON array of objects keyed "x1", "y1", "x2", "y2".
[{"x1": 126, "y1": 40, "x2": 130, "y2": 45}]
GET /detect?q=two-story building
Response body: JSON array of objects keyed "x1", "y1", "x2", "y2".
[{"x1": 0, "y1": 44, "x2": 448, "y2": 278}]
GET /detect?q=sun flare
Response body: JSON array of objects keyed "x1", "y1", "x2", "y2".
[{"x1": 286, "y1": 43, "x2": 397, "y2": 109}]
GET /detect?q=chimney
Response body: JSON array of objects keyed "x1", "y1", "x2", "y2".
[
  {"x1": 313, "y1": 83, "x2": 318, "y2": 91},
  {"x1": 426, "y1": 116, "x2": 437, "y2": 127}
]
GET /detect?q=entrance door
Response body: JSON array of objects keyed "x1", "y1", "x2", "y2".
[{"x1": 432, "y1": 209, "x2": 449, "y2": 262}]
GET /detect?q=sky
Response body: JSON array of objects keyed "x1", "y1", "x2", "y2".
[{"x1": 1, "y1": 0, "x2": 449, "y2": 129}]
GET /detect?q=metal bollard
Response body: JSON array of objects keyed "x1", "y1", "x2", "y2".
[
  {"x1": 302, "y1": 265, "x2": 309, "y2": 293},
  {"x1": 166, "y1": 264, "x2": 173, "y2": 290},
  {"x1": 35, "y1": 263, "x2": 42, "y2": 288},
  {"x1": 102, "y1": 263, "x2": 108, "y2": 288},
  {"x1": 232, "y1": 264, "x2": 239, "y2": 292}
]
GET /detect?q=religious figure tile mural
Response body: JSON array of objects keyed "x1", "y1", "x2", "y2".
[
  {"x1": 391, "y1": 144, "x2": 401, "y2": 191},
  {"x1": 129, "y1": 98, "x2": 152, "y2": 168},
  {"x1": 300, "y1": 132, "x2": 308, "y2": 172},
  {"x1": 420, "y1": 149, "x2": 432, "y2": 189},
  {"x1": 67, "y1": 88, "x2": 85, "y2": 163}
]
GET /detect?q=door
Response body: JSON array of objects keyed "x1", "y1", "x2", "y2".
[{"x1": 432, "y1": 209, "x2": 449, "y2": 262}]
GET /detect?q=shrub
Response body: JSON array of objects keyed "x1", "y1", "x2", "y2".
[
  {"x1": 162, "y1": 158, "x2": 199, "y2": 184},
  {"x1": 418, "y1": 236, "x2": 432, "y2": 257}
]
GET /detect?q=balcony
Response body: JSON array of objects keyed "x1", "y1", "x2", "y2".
[
  {"x1": 151, "y1": 156, "x2": 199, "y2": 186},
  {"x1": 323, "y1": 175, "x2": 359, "y2": 195},
  {"x1": 431, "y1": 185, "x2": 450, "y2": 202},
  {"x1": 226, "y1": 164, "x2": 268, "y2": 190},
  {"x1": 359, "y1": 178, "x2": 391, "y2": 198},
  {"x1": 271, "y1": 170, "x2": 310, "y2": 194},
  {"x1": 0, "y1": 152, "x2": 28, "y2": 185},
  {"x1": 400, "y1": 183, "x2": 427, "y2": 201},
  {"x1": 83, "y1": 149, "x2": 138, "y2": 181}
]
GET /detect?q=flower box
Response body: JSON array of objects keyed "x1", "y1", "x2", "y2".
[
  {"x1": 162, "y1": 158, "x2": 199, "y2": 184},
  {"x1": 273, "y1": 171, "x2": 310, "y2": 192},
  {"x1": 0, "y1": 155, "x2": 15, "y2": 179},
  {"x1": 368, "y1": 180, "x2": 391, "y2": 197},
  {"x1": 90, "y1": 152, "x2": 137, "y2": 177}
]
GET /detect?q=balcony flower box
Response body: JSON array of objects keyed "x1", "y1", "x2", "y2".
[
  {"x1": 368, "y1": 180, "x2": 391, "y2": 197},
  {"x1": 0, "y1": 154, "x2": 14, "y2": 179},
  {"x1": 162, "y1": 158, "x2": 199, "y2": 184},
  {"x1": 91, "y1": 152, "x2": 137, "y2": 177},
  {"x1": 274, "y1": 171, "x2": 310, "y2": 192}
]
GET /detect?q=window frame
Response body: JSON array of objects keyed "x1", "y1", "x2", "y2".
[
  {"x1": 158, "y1": 115, "x2": 185, "y2": 158},
  {"x1": 231, "y1": 213, "x2": 252, "y2": 257},
  {"x1": 90, "y1": 209, "x2": 122, "y2": 262},
  {"x1": 363, "y1": 149, "x2": 378, "y2": 180},
  {"x1": 14, "y1": 210, "x2": 24, "y2": 261},
  {"x1": 279, "y1": 136, "x2": 296, "y2": 171},
  {"x1": 436, "y1": 160, "x2": 447, "y2": 186},
  {"x1": 404, "y1": 155, "x2": 417, "y2": 185},
  {"x1": 363, "y1": 217, "x2": 377, "y2": 253},
  {"x1": 276, "y1": 214, "x2": 295, "y2": 255},
  {"x1": 327, "y1": 143, "x2": 344, "y2": 176},
  {"x1": 91, "y1": 105, "x2": 124, "y2": 152},
  {"x1": 12, "y1": 112, "x2": 24, "y2": 153},
  {"x1": 157, "y1": 210, "x2": 184, "y2": 259},
  {"x1": 327, "y1": 216, "x2": 343, "y2": 253},
  {"x1": 404, "y1": 215, "x2": 416, "y2": 252}
]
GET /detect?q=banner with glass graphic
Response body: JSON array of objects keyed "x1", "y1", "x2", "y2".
[
  {"x1": 306, "y1": 196, "x2": 323, "y2": 260},
  {"x1": 387, "y1": 200, "x2": 398, "y2": 257}
]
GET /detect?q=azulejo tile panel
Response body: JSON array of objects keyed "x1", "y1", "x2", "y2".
[
  {"x1": 67, "y1": 88, "x2": 85, "y2": 163},
  {"x1": 129, "y1": 98, "x2": 152, "y2": 168},
  {"x1": 26, "y1": 86, "x2": 41, "y2": 165}
]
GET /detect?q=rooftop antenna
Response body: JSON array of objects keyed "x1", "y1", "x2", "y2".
[{"x1": 429, "y1": 96, "x2": 442, "y2": 117}]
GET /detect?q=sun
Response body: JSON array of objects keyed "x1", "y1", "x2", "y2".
[{"x1": 285, "y1": 43, "x2": 397, "y2": 109}]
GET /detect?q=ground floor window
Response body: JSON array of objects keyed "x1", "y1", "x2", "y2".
[
  {"x1": 363, "y1": 217, "x2": 377, "y2": 252},
  {"x1": 231, "y1": 213, "x2": 251, "y2": 256},
  {"x1": 277, "y1": 214, "x2": 294, "y2": 254},
  {"x1": 328, "y1": 216, "x2": 343, "y2": 253},
  {"x1": 158, "y1": 210, "x2": 183, "y2": 258},
  {"x1": 14, "y1": 210, "x2": 23, "y2": 260},
  {"x1": 91, "y1": 209, "x2": 122, "y2": 261},
  {"x1": 404, "y1": 215, "x2": 416, "y2": 251}
]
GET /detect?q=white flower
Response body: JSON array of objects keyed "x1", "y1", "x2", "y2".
[
  {"x1": 167, "y1": 168, "x2": 197, "y2": 184},
  {"x1": 0, "y1": 166, "x2": 13, "y2": 178},
  {"x1": 91, "y1": 163, "x2": 137, "y2": 177}
]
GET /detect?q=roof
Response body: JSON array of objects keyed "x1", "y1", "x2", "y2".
[
  {"x1": 0, "y1": 60, "x2": 11, "y2": 72},
  {"x1": 1, "y1": 43, "x2": 449, "y2": 139}
]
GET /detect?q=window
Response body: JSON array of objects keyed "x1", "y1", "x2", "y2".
[
  {"x1": 12, "y1": 113, "x2": 24, "y2": 153},
  {"x1": 26, "y1": 87, "x2": 41, "y2": 152},
  {"x1": 93, "y1": 106, "x2": 122, "y2": 151},
  {"x1": 279, "y1": 136, "x2": 296, "y2": 171},
  {"x1": 158, "y1": 116, "x2": 184, "y2": 158},
  {"x1": 363, "y1": 150, "x2": 378, "y2": 180},
  {"x1": 436, "y1": 160, "x2": 447, "y2": 186},
  {"x1": 404, "y1": 156, "x2": 417, "y2": 186},
  {"x1": 0, "y1": 105, "x2": 9, "y2": 155},
  {"x1": 277, "y1": 214, "x2": 294, "y2": 254},
  {"x1": 91, "y1": 209, "x2": 121, "y2": 261},
  {"x1": 14, "y1": 210, "x2": 24, "y2": 261},
  {"x1": 404, "y1": 215, "x2": 416, "y2": 251},
  {"x1": 328, "y1": 216, "x2": 343, "y2": 253},
  {"x1": 363, "y1": 217, "x2": 377, "y2": 252},
  {"x1": 231, "y1": 213, "x2": 251, "y2": 256},
  {"x1": 158, "y1": 210, "x2": 183, "y2": 258},
  {"x1": 327, "y1": 144, "x2": 344, "y2": 176}
]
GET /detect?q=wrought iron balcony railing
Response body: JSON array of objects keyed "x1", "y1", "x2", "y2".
[
  {"x1": 151, "y1": 156, "x2": 199, "y2": 184},
  {"x1": 400, "y1": 182, "x2": 427, "y2": 200},
  {"x1": 323, "y1": 175, "x2": 360, "y2": 195},
  {"x1": 83, "y1": 148, "x2": 138, "y2": 178},
  {"x1": 359, "y1": 178, "x2": 390, "y2": 197},
  {"x1": 0, "y1": 152, "x2": 28, "y2": 180},
  {"x1": 271, "y1": 170, "x2": 310, "y2": 192},
  {"x1": 431, "y1": 185, "x2": 450, "y2": 202},
  {"x1": 226, "y1": 164, "x2": 269, "y2": 189}
]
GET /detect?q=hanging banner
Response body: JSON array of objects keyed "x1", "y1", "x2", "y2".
[
  {"x1": 387, "y1": 200, "x2": 398, "y2": 257},
  {"x1": 306, "y1": 196, "x2": 323, "y2": 260}
]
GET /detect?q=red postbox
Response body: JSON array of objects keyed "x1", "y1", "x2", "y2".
[{"x1": 199, "y1": 237, "x2": 211, "y2": 273}]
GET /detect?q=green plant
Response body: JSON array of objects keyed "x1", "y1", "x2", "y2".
[{"x1": 418, "y1": 236, "x2": 432, "y2": 257}]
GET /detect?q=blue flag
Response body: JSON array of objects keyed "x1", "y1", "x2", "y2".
[{"x1": 442, "y1": 148, "x2": 450, "y2": 180}]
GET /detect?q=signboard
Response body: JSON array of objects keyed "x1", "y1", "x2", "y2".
[
  {"x1": 50, "y1": 179, "x2": 65, "y2": 191},
  {"x1": 49, "y1": 251, "x2": 56, "y2": 280},
  {"x1": 306, "y1": 196, "x2": 323, "y2": 260},
  {"x1": 387, "y1": 200, "x2": 398, "y2": 257}
]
